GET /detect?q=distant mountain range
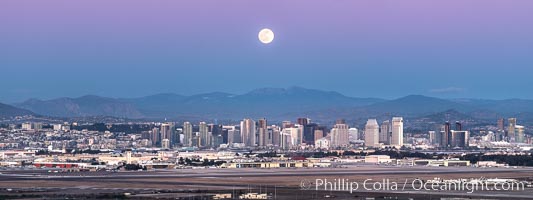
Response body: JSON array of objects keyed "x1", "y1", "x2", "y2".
[
  {"x1": 12, "y1": 87, "x2": 382, "y2": 120},
  {"x1": 0, "y1": 102, "x2": 33, "y2": 118},
  {"x1": 17, "y1": 95, "x2": 144, "y2": 118},
  {"x1": 4, "y1": 87, "x2": 533, "y2": 123}
]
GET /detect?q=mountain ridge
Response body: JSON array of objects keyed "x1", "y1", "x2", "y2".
[
  {"x1": 8, "y1": 87, "x2": 533, "y2": 122},
  {"x1": 0, "y1": 102, "x2": 34, "y2": 118}
]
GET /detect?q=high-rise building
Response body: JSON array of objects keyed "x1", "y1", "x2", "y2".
[
  {"x1": 348, "y1": 128, "x2": 359, "y2": 143},
  {"x1": 280, "y1": 130, "x2": 291, "y2": 150},
  {"x1": 160, "y1": 123, "x2": 172, "y2": 148},
  {"x1": 172, "y1": 127, "x2": 182, "y2": 145},
  {"x1": 183, "y1": 122, "x2": 193, "y2": 147},
  {"x1": 282, "y1": 125, "x2": 303, "y2": 148},
  {"x1": 265, "y1": 126, "x2": 273, "y2": 146},
  {"x1": 439, "y1": 129, "x2": 447, "y2": 148},
  {"x1": 450, "y1": 130, "x2": 469, "y2": 147},
  {"x1": 391, "y1": 117, "x2": 404, "y2": 147},
  {"x1": 151, "y1": 127, "x2": 160, "y2": 146},
  {"x1": 303, "y1": 123, "x2": 318, "y2": 144},
  {"x1": 455, "y1": 121, "x2": 462, "y2": 131},
  {"x1": 269, "y1": 125, "x2": 281, "y2": 147},
  {"x1": 223, "y1": 125, "x2": 236, "y2": 144},
  {"x1": 220, "y1": 126, "x2": 229, "y2": 144},
  {"x1": 295, "y1": 124, "x2": 304, "y2": 146},
  {"x1": 240, "y1": 119, "x2": 256, "y2": 147},
  {"x1": 257, "y1": 118, "x2": 268, "y2": 147},
  {"x1": 213, "y1": 134, "x2": 223, "y2": 148},
  {"x1": 317, "y1": 126, "x2": 327, "y2": 138},
  {"x1": 314, "y1": 129, "x2": 324, "y2": 143},
  {"x1": 379, "y1": 120, "x2": 390, "y2": 144},
  {"x1": 209, "y1": 124, "x2": 223, "y2": 147},
  {"x1": 198, "y1": 122, "x2": 209, "y2": 147},
  {"x1": 364, "y1": 119, "x2": 379, "y2": 147},
  {"x1": 497, "y1": 118, "x2": 505, "y2": 131},
  {"x1": 495, "y1": 130, "x2": 505, "y2": 141},
  {"x1": 429, "y1": 131, "x2": 439, "y2": 145},
  {"x1": 232, "y1": 129, "x2": 242, "y2": 144},
  {"x1": 508, "y1": 118, "x2": 517, "y2": 142},
  {"x1": 516, "y1": 125, "x2": 525, "y2": 143},
  {"x1": 226, "y1": 127, "x2": 235, "y2": 144},
  {"x1": 331, "y1": 123, "x2": 349, "y2": 147},
  {"x1": 191, "y1": 134, "x2": 199, "y2": 148},
  {"x1": 443, "y1": 122, "x2": 452, "y2": 148},
  {"x1": 170, "y1": 122, "x2": 176, "y2": 143}
]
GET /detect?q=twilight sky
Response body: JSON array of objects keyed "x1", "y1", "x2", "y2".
[{"x1": 1, "y1": 0, "x2": 533, "y2": 103}]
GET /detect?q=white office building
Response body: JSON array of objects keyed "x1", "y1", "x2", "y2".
[
  {"x1": 391, "y1": 117, "x2": 404, "y2": 147},
  {"x1": 364, "y1": 119, "x2": 380, "y2": 147}
]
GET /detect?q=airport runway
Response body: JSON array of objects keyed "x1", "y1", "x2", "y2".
[
  {"x1": 1, "y1": 166, "x2": 532, "y2": 199},
  {"x1": 2, "y1": 165, "x2": 533, "y2": 180}
]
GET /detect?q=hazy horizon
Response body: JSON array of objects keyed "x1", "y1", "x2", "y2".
[
  {"x1": 5, "y1": 86, "x2": 533, "y2": 104},
  {"x1": 2, "y1": 0, "x2": 533, "y2": 102}
]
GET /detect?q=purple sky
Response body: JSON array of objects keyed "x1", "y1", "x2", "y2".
[{"x1": 1, "y1": 0, "x2": 533, "y2": 102}]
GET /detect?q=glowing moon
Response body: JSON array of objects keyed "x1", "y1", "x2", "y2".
[{"x1": 258, "y1": 28, "x2": 274, "y2": 44}]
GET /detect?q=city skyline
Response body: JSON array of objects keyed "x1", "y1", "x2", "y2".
[
  {"x1": 2, "y1": 0, "x2": 533, "y2": 102},
  {"x1": 1, "y1": 1, "x2": 532, "y2": 199}
]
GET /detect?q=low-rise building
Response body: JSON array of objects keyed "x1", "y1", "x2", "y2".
[
  {"x1": 222, "y1": 161, "x2": 312, "y2": 169},
  {"x1": 364, "y1": 155, "x2": 392, "y2": 164}
]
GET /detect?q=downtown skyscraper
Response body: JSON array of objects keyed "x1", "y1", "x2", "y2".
[
  {"x1": 391, "y1": 117, "x2": 404, "y2": 147},
  {"x1": 257, "y1": 118, "x2": 268, "y2": 147},
  {"x1": 160, "y1": 122, "x2": 175, "y2": 149},
  {"x1": 379, "y1": 120, "x2": 390, "y2": 145},
  {"x1": 240, "y1": 119, "x2": 256, "y2": 147},
  {"x1": 199, "y1": 122, "x2": 209, "y2": 147},
  {"x1": 365, "y1": 119, "x2": 379, "y2": 147},
  {"x1": 331, "y1": 122, "x2": 349, "y2": 148},
  {"x1": 150, "y1": 127, "x2": 160, "y2": 147},
  {"x1": 183, "y1": 122, "x2": 193, "y2": 147},
  {"x1": 508, "y1": 118, "x2": 517, "y2": 142}
]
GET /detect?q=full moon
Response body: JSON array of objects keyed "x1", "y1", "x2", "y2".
[{"x1": 258, "y1": 28, "x2": 274, "y2": 44}]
